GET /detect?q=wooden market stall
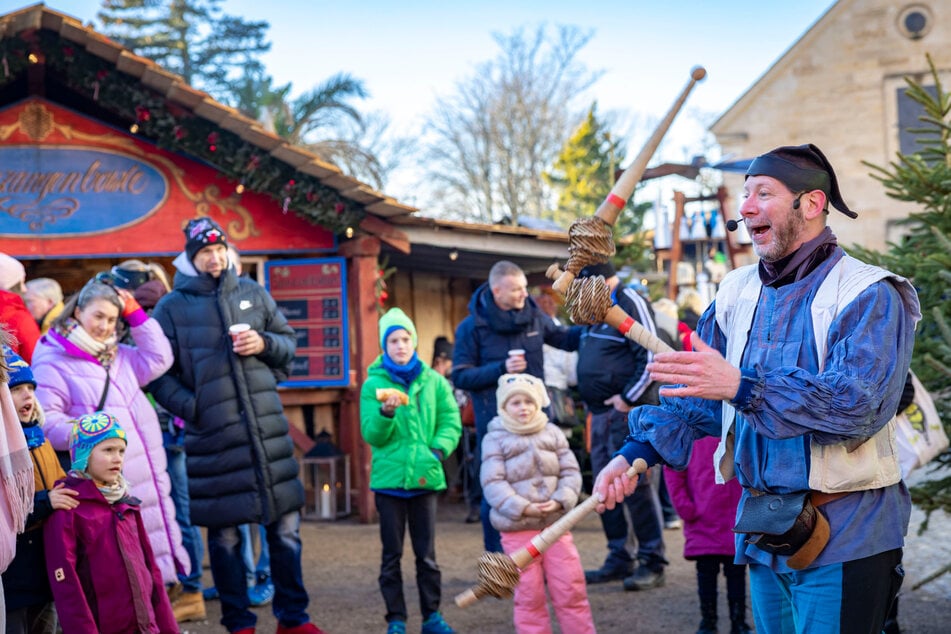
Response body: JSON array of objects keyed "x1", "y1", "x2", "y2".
[{"x1": 0, "y1": 4, "x2": 573, "y2": 522}]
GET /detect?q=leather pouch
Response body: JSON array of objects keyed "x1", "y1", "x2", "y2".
[{"x1": 733, "y1": 491, "x2": 816, "y2": 557}]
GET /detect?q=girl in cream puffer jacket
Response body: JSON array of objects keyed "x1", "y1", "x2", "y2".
[{"x1": 480, "y1": 373, "x2": 595, "y2": 634}]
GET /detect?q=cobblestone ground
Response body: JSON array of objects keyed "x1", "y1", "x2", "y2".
[{"x1": 180, "y1": 489, "x2": 949, "y2": 633}]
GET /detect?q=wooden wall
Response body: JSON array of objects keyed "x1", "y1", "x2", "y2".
[{"x1": 387, "y1": 271, "x2": 476, "y2": 364}]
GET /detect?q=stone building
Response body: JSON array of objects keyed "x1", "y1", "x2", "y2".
[{"x1": 711, "y1": 0, "x2": 951, "y2": 251}]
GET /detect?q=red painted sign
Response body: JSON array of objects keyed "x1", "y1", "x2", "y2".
[
  {"x1": 266, "y1": 257, "x2": 350, "y2": 387},
  {"x1": 0, "y1": 99, "x2": 334, "y2": 259}
]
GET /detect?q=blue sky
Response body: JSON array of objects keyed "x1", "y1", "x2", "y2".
[{"x1": 35, "y1": 1, "x2": 837, "y2": 202}]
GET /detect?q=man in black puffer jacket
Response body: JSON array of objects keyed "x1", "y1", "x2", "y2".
[{"x1": 149, "y1": 217, "x2": 325, "y2": 634}]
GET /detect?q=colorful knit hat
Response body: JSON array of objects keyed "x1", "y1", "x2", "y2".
[
  {"x1": 496, "y1": 373, "x2": 550, "y2": 413},
  {"x1": 4, "y1": 347, "x2": 35, "y2": 389},
  {"x1": 379, "y1": 307, "x2": 418, "y2": 350},
  {"x1": 69, "y1": 412, "x2": 127, "y2": 472},
  {"x1": 184, "y1": 217, "x2": 229, "y2": 263}
]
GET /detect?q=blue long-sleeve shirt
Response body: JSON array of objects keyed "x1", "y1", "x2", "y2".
[{"x1": 621, "y1": 248, "x2": 918, "y2": 571}]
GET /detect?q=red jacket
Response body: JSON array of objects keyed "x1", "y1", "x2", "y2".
[
  {"x1": 43, "y1": 476, "x2": 177, "y2": 634},
  {"x1": 0, "y1": 289, "x2": 40, "y2": 362}
]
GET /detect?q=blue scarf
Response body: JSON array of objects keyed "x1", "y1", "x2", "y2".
[
  {"x1": 21, "y1": 421, "x2": 45, "y2": 450},
  {"x1": 381, "y1": 352, "x2": 423, "y2": 388}
]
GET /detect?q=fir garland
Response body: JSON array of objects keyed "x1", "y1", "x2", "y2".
[{"x1": 0, "y1": 30, "x2": 363, "y2": 235}]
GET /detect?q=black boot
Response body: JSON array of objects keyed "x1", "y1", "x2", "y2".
[
  {"x1": 697, "y1": 599, "x2": 717, "y2": 634},
  {"x1": 729, "y1": 597, "x2": 753, "y2": 634}
]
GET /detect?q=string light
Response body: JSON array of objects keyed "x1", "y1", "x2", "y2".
[
  {"x1": 344, "y1": 227, "x2": 354, "y2": 238},
  {"x1": 235, "y1": 183, "x2": 245, "y2": 195},
  {"x1": 449, "y1": 249, "x2": 459, "y2": 261},
  {"x1": 27, "y1": 53, "x2": 38, "y2": 64},
  {"x1": 129, "y1": 123, "x2": 139, "y2": 133}
]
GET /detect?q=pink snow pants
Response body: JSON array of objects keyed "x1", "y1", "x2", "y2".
[{"x1": 500, "y1": 529, "x2": 596, "y2": 634}]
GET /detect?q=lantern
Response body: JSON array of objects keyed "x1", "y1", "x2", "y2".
[{"x1": 300, "y1": 430, "x2": 351, "y2": 521}]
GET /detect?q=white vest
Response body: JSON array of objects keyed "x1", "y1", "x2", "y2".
[{"x1": 713, "y1": 254, "x2": 920, "y2": 492}]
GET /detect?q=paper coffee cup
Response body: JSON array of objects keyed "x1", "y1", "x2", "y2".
[
  {"x1": 508, "y1": 348, "x2": 525, "y2": 357},
  {"x1": 229, "y1": 323, "x2": 251, "y2": 340}
]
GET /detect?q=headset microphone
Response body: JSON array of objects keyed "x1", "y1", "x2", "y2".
[{"x1": 726, "y1": 218, "x2": 741, "y2": 232}]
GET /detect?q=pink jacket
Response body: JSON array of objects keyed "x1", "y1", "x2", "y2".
[
  {"x1": 664, "y1": 436, "x2": 742, "y2": 559},
  {"x1": 32, "y1": 315, "x2": 188, "y2": 584},
  {"x1": 44, "y1": 476, "x2": 178, "y2": 633}
]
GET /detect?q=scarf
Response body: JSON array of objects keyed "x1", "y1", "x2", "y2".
[
  {"x1": 381, "y1": 352, "x2": 423, "y2": 388},
  {"x1": 54, "y1": 317, "x2": 118, "y2": 367},
  {"x1": 498, "y1": 409, "x2": 549, "y2": 436},
  {"x1": 759, "y1": 226, "x2": 838, "y2": 287},
  {"x1": 21, "y1": 421, "x2": 45, "y2": 450},
  {"x1": 475, "y1": 284, "x2": 535, "y2": 334},
  {"x1": 70, "y1": 470, "x2": 131, "y2": 505},
  {"x1": 1, "y1": 381, "x2": 34, "y2": 537}
]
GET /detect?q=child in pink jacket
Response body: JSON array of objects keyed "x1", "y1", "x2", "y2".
[
  {"x1": 481, "y1": 374, "x2": 595, "y2": 634},
  {"x1": 664, "y1": 436, "x2": 751, "y2": 634},
  {"x1": 44, "y1": 412, "x2": 177, "y2": 634}
]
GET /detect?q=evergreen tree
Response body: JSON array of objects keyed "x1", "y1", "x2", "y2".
[
  {"x1": 545, "y1": 103, "x2": 653, "y2": 271},
  {"x1": 98, "y1": 0, "x2": 270, "y2": 103},
  {"x1": 853, "y1": 54, "x2": 951, "y2": 521},
  {"x1": 545, "y1": 103, "x2": 625, "y2": 227}
]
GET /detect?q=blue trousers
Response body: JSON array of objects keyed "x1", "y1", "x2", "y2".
[
  {"x1": 589, "y1": 408, "x2": 667, "y2": 570},
  {"x1": 165, "y1": 444, "x2": 204, "y2": 593},
  {"x1": 208, "y1": 511, "x2": 311, "y2": 632},
  {"x1": 238, "y1": 524, "x2": 271, "y2": 585},
  {"x1": 748, "y1": 548, "x2": 903, "y2": 634},
  {"x1": 474, "y1": 416, "x2": 502, "y2": 553}
]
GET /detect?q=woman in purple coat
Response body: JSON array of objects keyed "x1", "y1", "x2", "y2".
[
  {"x1": 31, "y1": 279, "x2": 188, "y2": 588},
  {"x1": 664, "y1": 436, "x2": 752, "y2": 634}
]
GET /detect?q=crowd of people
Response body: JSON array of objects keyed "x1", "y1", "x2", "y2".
[{"x1": 0, "y1": 142, "x2": 924, "y2": 634}]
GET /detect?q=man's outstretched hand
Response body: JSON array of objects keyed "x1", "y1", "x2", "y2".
[{"x1": 593, "y1": 455, "x2": 639, "y2": 514}]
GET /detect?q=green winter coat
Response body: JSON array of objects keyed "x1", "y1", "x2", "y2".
[{"x1": 360, "y1": 357, "x2": 461, "y2": 491}]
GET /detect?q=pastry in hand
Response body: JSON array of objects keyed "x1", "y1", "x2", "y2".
[{"x1": 376, "y1": 388, "x2": 409, "y2": 406}]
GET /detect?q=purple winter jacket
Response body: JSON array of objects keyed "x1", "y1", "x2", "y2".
[
  {"x1": 32, "y1": 313, "x2": 187, "y2": 585},
  {"x1": 664, "y1": 435, "x2": 743, "y2": 559},
  {"x1": 44, "y1": 476, "x2": 178, "y2": 634}
]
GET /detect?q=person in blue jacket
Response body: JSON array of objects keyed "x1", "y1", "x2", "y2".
[
  {"x1": 594, "y1": 144, "x2": 919, "y2": 634},
  {"x1": 451, "y1": 260, "x2": 581, "y2": 552}
]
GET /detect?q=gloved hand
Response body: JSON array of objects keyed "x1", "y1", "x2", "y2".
[{"x1": 116, "y1": 288, "x2": 142, "y2": 317}]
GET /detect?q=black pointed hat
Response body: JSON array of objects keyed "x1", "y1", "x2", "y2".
[{"x1": 745, "y1": 143, "x2": 857, "y2": 218}]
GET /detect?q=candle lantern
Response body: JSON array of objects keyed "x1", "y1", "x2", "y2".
[{"x1": 300, "y1": 430, "x2": 351, "y2": 521}]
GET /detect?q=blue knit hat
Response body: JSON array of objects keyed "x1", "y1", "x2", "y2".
[
  {"x1": 69, "y1": 412, "x2": 127, "y2": 472},
  {"x1": 3, "y1": 347, "x2": 35, "y2": 389}
]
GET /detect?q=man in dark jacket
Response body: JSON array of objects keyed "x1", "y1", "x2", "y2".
[
  {"x1": 575, "y1": 262, "x2": 668, "y2": 591},
  {"x1": 149, "y1": 217, "x2": 325, "y2": 634},
  {"x1": 451, "y1": 260, "x2": 581, "y2": 552}
]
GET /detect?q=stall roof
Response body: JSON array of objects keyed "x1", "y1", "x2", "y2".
[
  {"x1": 382, "y1": 214, "x2": 569, "y2": 280},
  {"x1": 0, "y1": 3, "x2": 417, "y2": 249}
]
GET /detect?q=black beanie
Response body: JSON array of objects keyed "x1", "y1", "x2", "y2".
[
  {"x1": 184, "y1": 217, "x2": 229, "y2": 262},
  {"x1": 745, "y1": 143, "x2": 856, "y2": 218}
]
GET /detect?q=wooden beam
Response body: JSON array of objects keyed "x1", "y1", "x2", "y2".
[{"x1": 358, "y1": 215, "x2": 411, "y2": 254}]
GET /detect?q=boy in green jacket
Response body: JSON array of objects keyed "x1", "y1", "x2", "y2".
[{"x1": 360, "y1": 307, "x2": 461, "y2": 634}]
